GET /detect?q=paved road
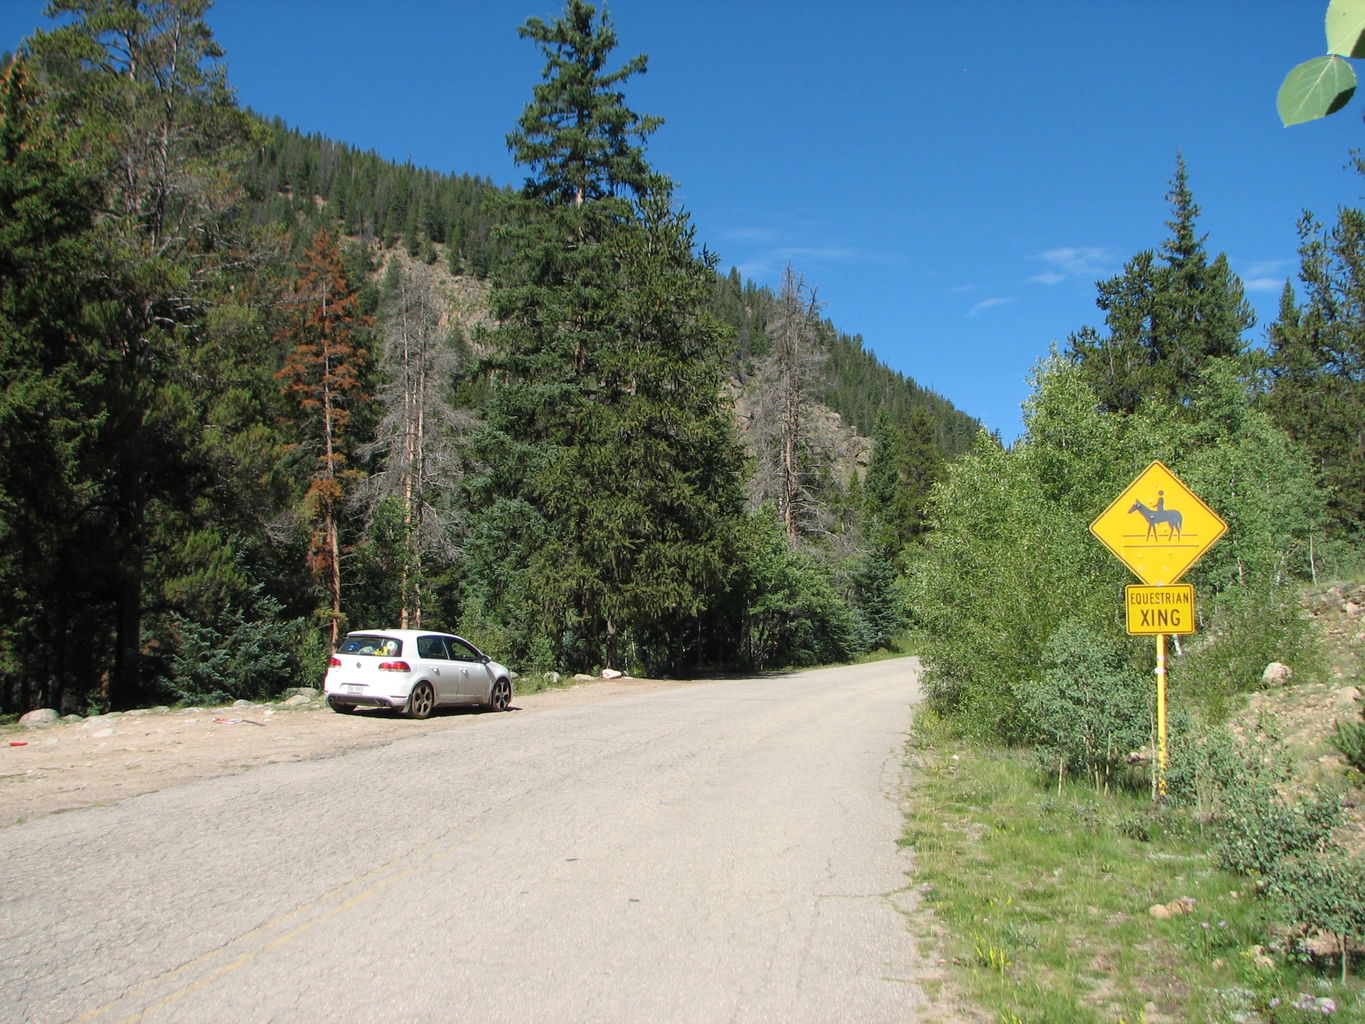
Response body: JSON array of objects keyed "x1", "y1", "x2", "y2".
[{"x1": 1, "y1": 660, "x2": 928, "y2": 1023}]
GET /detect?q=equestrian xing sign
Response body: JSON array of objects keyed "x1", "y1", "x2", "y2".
[{"x1": 1090, "y1": 461, "x2": 1228, "y2": 585}]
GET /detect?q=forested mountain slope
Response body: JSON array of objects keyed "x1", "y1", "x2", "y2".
[
  {"x1": 0, "y1": 0, "x2": 975, "y2": 716},
  {"x1": 242, "y1": 118, "x2": 982, "y2": 458}
]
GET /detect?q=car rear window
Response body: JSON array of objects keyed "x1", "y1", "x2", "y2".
[{"x1": 337, "y1": 635, "x2": 402, "y2": 656}]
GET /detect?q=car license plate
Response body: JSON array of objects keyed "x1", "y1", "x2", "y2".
[{"x1": 344, "y1": 684, "x2": 363, "y2": 695}]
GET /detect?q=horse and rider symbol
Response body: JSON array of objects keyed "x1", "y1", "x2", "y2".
[{"x1": 1128, "y1": 491, "x2": 1182, "y2": 542}]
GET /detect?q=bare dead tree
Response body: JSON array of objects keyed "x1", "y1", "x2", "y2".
[
  {"x1": 356, "y1": 258, "x2": 473, "y2": 627},
  {"x1": 748, "y1": 264, "x2": 831, "y2": 544}
]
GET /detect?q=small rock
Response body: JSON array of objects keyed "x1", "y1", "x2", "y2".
[
  {"x1": 1170, "y1": 897, "x2": 1196, "y2": 915},
  {"x1": 232, "y1": 699, "x2": 253, "y2": 708},
  {"x1": 1334, "y1": 686, "x2": 1362, "y2": 711},
  {"x1": 571, "y1": 674, "x2": 595, "y2": 683},
  {"x1": 18, "y1": 708, "x2": 59, "y2": 728},
  {"x1": 1345, "y1": 601, "x2": 1361, "y2": 617},
  {"x1": 1262, "y1": 662, "x2": 1293, "y2": 687},
  {"x1": 544, "y1": 672, "x2": 561, "y2": 686},
  {"x1": 124, "y1": 708, "x2": 152, "y2": 717},
  {"x1": 286, "y1": 687, "x2": 320, "y2": 698},
  {"x1": 601, "y1": 669, "x2": 624, "y2": 680},
  {"x1": 60, "y1": 714, "x2": 83, "y2": 724}
]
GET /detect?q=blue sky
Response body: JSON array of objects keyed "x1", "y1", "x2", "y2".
[{"x1": 3, "y1": 1, "x2": 1362, "y2": 440}]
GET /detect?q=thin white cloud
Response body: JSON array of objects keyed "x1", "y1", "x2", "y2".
[
  {"x1": 970, "y1": 297, "x2": 1014, "y2": 317},
  {"x1": 1030, "y1": 246, "x2": 1114, "y2": 285},
  {"x1": 1240, "y1": 259, "x2": 1292, "y2": 293},
  {"x1": 1244, "y1": 259, "x2": 1290, "y2": 278}
]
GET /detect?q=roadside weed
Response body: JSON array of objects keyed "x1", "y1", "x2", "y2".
[{"x1": 902, "y1": 724, "x2": 1365, "y2": 1023}]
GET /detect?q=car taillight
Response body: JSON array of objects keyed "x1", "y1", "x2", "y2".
[
  {"x1": 378, "y1": 660, "x2": 411, "y2": 672},
  {"x1": 329, "y1": 656, "x2": 341, "y2": 668}
]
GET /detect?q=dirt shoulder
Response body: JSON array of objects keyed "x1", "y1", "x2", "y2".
[{"x1": 0, "y1": 676, "x2": 695, "y2": 827}]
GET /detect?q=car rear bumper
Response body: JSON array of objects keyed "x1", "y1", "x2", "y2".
[{"x1": 327, "y1": 694, "x2": 396, "y2": 709}]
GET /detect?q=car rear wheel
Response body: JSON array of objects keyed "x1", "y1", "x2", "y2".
[
  {"x1": 489, "y1": 678, "x2": 511, "y2": 712},
  {"x1": 405, "y1": 681, "x2": 435, "y2": 720}
]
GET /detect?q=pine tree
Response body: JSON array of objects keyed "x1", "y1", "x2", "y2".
[
  {"x1": 1069, "y1": 156, "x2": 1254, "y2": 413},
  {"x1": 0, "y1": 58, "x2": 115, "y2": 712},
  {"x1": 1265, "y1": 208, "x2": 1365, "y2": 539},
  {"x1": 277, "y1": 229, "x2": 371, "y2": 647},
  {"x1": 469, "y1": 0, "x2": 744, "y2": 672},
  {"x1": 864, "y1": 410, "x2": 943, "y2": 563},
  {"x1": 18, "y1": 0, "x2": 260, "y2": 709}
]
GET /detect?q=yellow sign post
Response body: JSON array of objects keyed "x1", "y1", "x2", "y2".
[{"x1": 1091, "y1": 462, "x2": 1227, "y2": 797}]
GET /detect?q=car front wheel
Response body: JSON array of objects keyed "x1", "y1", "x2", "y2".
[
  {"x1": 489, "y1": 678, "x2": 511, "y2": 712},
  {"x1": 405, "y1": 681, "x2": 435, "y2": 720}
]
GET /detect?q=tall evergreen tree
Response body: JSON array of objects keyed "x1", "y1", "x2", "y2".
[
  {"x1": 0, "y1": 58, "x2": 114, "y2": 712},
  {"x1": 1265, "y1": 207, "x2": 1365, "y2": 539},
  {"x1": 864, "y1": 409, "x2": 943, "y2": 562},
  {"x1": 468, "y1": 0, "x2": 744, "y2": 672},
  {"x1": 15, "y1": 0, "x2": 260, "y2": 709},
  {"x1": 1069, "y1": 156, "x2": 1254, "y2": 413}
]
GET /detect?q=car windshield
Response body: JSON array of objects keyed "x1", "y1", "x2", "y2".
[{"x1": 337, "y1": 635, "x2": 402, "y2": 657}]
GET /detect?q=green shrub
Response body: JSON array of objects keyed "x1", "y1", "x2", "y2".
[
  {"x1": 1270, "y1": 852, "x2": 1365, "y2": 981},
  {"x1": 1213, "y1": 779, "x2": 1341, "y2": 879},
  {"x1": 1018, "y1": 620, "x2": 1151, "y2": 792},
  {"x1": 158, "y1": 602, "x2": 305, "y2": 704},
  {"x1": 1176, "y1": 584, "x2": 1322, "y2": 717},
  {"x1": 1332, "y1": 701, "x2": 1365, "y2": 775}
]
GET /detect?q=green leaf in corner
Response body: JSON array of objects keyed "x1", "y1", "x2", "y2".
[
  {"x1": 1277, "y1": 55, "x2": 1357, "y2": 125},
  {"x1": 1327, "y1": 0, "x2": 1365, "y2": 57}
]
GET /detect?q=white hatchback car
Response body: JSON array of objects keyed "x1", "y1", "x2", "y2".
[{"x1": 323, "y1": 630, "x2": 514, "y2": 718}]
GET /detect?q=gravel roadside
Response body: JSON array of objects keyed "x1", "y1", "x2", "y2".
[{"x1": 0, "y1": 676, "x2": 696, "y2": 826}]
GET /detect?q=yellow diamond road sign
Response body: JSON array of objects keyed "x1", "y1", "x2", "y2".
[{"x1": 1090, "y1": 461, "x2": 1227, "y2": 585}]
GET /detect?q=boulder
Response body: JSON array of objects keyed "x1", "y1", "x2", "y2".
[
  {"x1": 1262, "y1": 662, "x2": 1293, "y2": 687},
  {"x1": 281, "y1": 694, "x2": 313, "y2": 707},
  {"x1": 18, "y1": 708, "x2": 59, "y2": 728},
  {"x1": 601, "y1": 669, "x2": 624, "y2": 680},
  {"x1": 1333, "y1": 686, "x2": 1362, "y2": 712}
]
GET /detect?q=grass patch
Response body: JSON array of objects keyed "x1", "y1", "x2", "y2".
[{"x1": 903, "y1": 709, "x2": 1365, "y2": 1023}]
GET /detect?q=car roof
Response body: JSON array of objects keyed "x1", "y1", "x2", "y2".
[{"x1": 345, "y1": 629, "x2": 458, "y2": 641}]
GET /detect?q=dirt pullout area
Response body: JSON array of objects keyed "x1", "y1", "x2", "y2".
[{"x1": 0, "y1": 677, "x2": 694, "y2": 826}]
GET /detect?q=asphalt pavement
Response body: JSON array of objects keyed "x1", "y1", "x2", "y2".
[{"x1": 0, "y1": 659, "x2": 930, "y2": 1023}]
